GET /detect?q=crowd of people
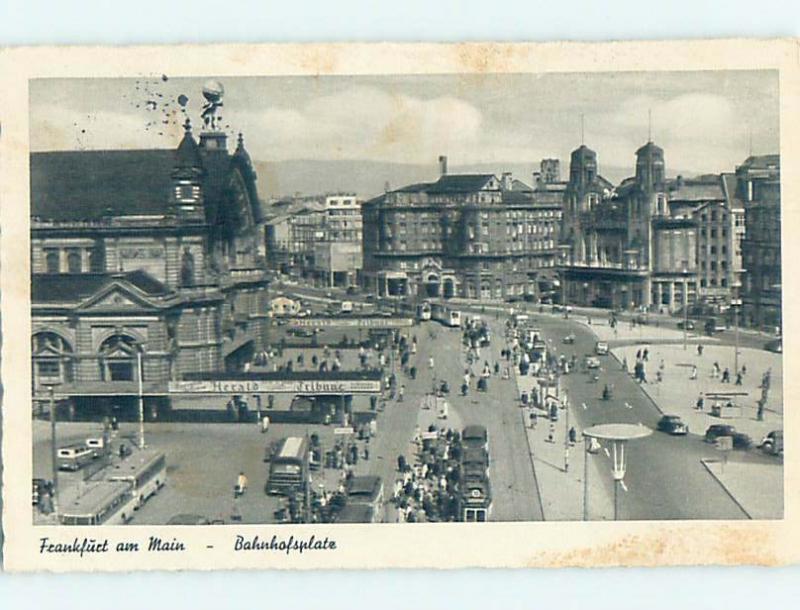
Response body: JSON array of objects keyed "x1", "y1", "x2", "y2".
[{"x1": 391, "y1": 425, "x2": 468, "y2": 523}]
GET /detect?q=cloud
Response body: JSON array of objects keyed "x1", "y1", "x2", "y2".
[{"x1": 232, "y1": 86, "x2": 483, "y2": 164}]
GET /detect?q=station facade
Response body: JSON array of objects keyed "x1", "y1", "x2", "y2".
[{"x1": 30, "y1": 121, "x2": 270, "y2": 416}]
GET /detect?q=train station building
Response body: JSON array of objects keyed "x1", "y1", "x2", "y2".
[{"x1": 30, "y1": 118, "x2": 270, "y2": 417}]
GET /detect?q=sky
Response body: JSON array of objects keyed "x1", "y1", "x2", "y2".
[{"x1": 30, "y1": 70, "x2": 779, "y2": 180}]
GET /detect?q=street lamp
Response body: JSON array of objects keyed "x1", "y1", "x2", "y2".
[
  {"x1": 582, "y1": 423, "x2": 651, "y2": 520},
  {"x1": 136, "y1": 343, "x2": 146, "y2": 450},
  {"x1": 41, "y1": 382, "x2": 61, "y2": 514},
  {"x1": 682, "y1": 266, "x2": 690, "y2": 351},
  {"x1": 731, "y1": 298, "x2": 742, "y2": 374}
]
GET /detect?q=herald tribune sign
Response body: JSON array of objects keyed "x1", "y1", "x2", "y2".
[
  {"x1": 286, "y1": 317, "x2": 413, "y2": 328},
  {"x1": 168, "y1": 379, "x2": 382, "y2": 395}
]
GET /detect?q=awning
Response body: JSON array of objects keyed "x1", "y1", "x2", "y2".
[{"x1": 223, "y1": 334, "x2": 255, "y2": 358}]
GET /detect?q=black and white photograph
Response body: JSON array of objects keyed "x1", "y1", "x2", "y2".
[
  {"x1": 1, "y1": 39, "x2": 798, "y2": 573},
  {"x1": 26, "y1": 68, "x2": 783, "y2": 528}
]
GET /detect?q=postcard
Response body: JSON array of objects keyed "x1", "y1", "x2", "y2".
[{"x1": 1, "y1": 39, "x2": 798, "y2": 571}]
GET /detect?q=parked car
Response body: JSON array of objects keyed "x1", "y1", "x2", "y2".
[
  {"x1": 759, "y1": 430, "x2": 783, "y2": 456},
  {"x1": 764, "y1": 338, "x2": 782, "y2": 353},
  {"x1": 677, "y1": 320, "x2": 696, "y2": 330},
  {"x1": 585, "y1": 356, "x2": 601, "y2": 369},
  {"x1": 704, "y1": 424, "x2": 752, "y2": 449},
  {"x1": 595, "y1": 341, "x2": 609, "y2": 355},
  {"x1": 563, "y1": 334, "x2": 576, "y2": 344},
  {"x1": 656, "y1": 415, "x2": 689, "y2": 435}
]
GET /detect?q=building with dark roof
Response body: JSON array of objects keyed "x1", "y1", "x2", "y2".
[
  {"x1": 30, "y1": 120, "x2": 270, "y2": 416},
  {"x1": 361, "y1": 158, "x2": 562, "y2": 300},
  {"x1": 558, "y1": 141, "x2": 749, "y2": 312},
  {"x1": 737, "y1": 155, "x2": 781, "y2": 330}
]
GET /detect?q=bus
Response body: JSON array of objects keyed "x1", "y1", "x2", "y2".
[
  {"x1": 107, "y1": 450, "x2": 166, "y2": 509},
  {"x1": 431, "y1": 303, "x2": 461, "y2": 328},
  {"x1": 266, "y1": 436, "x2": 309, "y2": 495},
  {"x1": 416, "y1": 301, "x2": 432, "y2": 321},
  {"x1": 57, "y1": 445, "x2": 95, "y2": 471},
  {"x1": 59, "y1": 481, "x2": 138, "y2": 525}
]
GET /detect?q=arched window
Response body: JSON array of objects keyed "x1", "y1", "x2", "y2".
[
  {"x1": 45, "y1": 250, "x2": 59, "y2": 273},
  {"x1": 32, "y1": 332, "x2": 74, "y2": 386},
  {"x1": 66, "y1": 250, "x2": 82, "y2": 273},
  {"x1": 98, "y1": 334, "x2": 141, "y2": 382}
]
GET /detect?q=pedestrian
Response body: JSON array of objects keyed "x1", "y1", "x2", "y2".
[
  {"x1": 622, "y1": 356, "x2": 628, "y2": 372},
  {"x1": 398, "y1": 385, "x2": 405, "y2": 402},
  {"x1": 696, "y1": 393, "x2": 704, "y2": 411},
  {"x1": 260, "y1": 414, "x2": 270, "y2": 433},
  {"x1": 429, "y1": 356, "x2": 435, "y2": 370},
  {"x1": 722, "y1": 368, "x2": 730, "y2": 383},
  {"x1": 735, "y1": 372, "x2": 743, "y2": 386},
  {"x1": 690, "y1": 365, "x2": 698, "y2": 380},
  {"x1": 712, "y1": 362, "x2": 720, "y2": 378},
  {"x1": 741, "y1": 364, "x2": 747, "y2": 376},
  {"x1": 236, "y1": 471, "x2": 248, "y2": 497},
  {"x1": 643, "y1": 348, "x2": 649, "y2": 362},
  {"x1": 636, "y1": 349, "x2": 642, "y2": 361},
  {"x1": 569, "y1": 426, "x2": 577, "y2": 445},
  {"x1": 697, "y1": 344, "x2": 703, "y2": 357},
  {"x1": 659, "y1": 358, "x2": 665, "y2": 371}
]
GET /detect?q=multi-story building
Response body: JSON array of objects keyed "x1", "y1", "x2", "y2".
[
  {"x1": 313, "y1": 194, "x2": 363, "y2": 287},
  {"x1": 362, "y1": 158, "x2": 562, "y2": 300},
  {"x1": 738, "y1": 154, "x2": 781, "y2": 330},
  {"x1": 263, "y1": 198, "x2": 325, "y2": 278},
  {"x1": 559, "y1": 141, "x2": 749, "y2": 313},
  {"x1": 30, "y1": 119, "x2": 269, "y2": 417}
]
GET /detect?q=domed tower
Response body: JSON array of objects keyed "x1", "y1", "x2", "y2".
[
  {"x1": 170, "y1": 118, "x2": 206, "y2": 222},
  {"x1": 635, "y1": 141, "x2": 665, "y2": 192},
  {"x1": 569, "y1": 145, "x2": 598, "y2": 191}
]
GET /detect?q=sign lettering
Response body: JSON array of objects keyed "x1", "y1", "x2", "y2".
[{"x1": 169, "y1": 379, "x2": 381, "y2": 395}]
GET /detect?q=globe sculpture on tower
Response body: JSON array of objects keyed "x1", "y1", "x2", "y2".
[{"x1": 200, "y1": 80, "x2": 225, "y2": 131}]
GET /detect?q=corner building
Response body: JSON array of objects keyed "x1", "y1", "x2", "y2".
[
  {"x1": 559, "y1": 141, "x2": 746, "y2": 313},
  {"x1": 362, "y1": 164, "x2": 562, "y2": 300}
]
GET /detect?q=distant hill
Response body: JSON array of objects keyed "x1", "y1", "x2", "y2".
[{"x1": 252, "y1": 159, "x2": 698, "y2": 201}]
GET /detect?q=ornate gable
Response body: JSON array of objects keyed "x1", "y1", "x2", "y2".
[{"x1": 78, "y1": 281, "x2": 163, "y2": 312}]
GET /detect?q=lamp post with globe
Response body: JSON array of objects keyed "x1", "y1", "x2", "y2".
[{"x1": 582, "y1": 423, "x2": 652, "y2": 520}]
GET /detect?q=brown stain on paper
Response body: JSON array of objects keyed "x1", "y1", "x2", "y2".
[
  {"x1": 455, "y1": 43, "x2": 520, "y2": 74},
  {"x1": 528, "y1": 525, "x2": 782, "y2": 569}
]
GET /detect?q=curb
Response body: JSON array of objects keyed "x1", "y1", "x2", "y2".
[
  {"x1": 520, "y1": 408, "x2": 547, "y2": 522},
  {"x1": 699, "y1": 458, "x2": 752, "y2": 519}
]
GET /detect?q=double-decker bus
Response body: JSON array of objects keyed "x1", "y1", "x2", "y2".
[
  {"x1": 107, "y1": 450, "x2": 166, "y2": 509},
  {"x1": 266, "y1": 436, "x2": 309, "y2": 495},
  {"x1": 431, "y1": 303, "x2": 461, "y2": 328},
  {"x1": 59, "y1": 481, "x2": 138, "y2": 525},
  {"x1": 416, "y1": 301, "x2": 432, "y2": 321}
]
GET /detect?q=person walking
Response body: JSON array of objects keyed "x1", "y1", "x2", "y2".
[
  {"x1": 690, "y1": 365, "x2": 698, "y2": 380},
  {"x1": 429, "y1": 356, "x2": 435, "y2": 370},
  {"x1": 696, "y1": 393, "x2": 704, "y2": 411},
  {"x1": 697, "y1": 344, "x2": 704, "y2": 357},
  {"x1": 235, "y1": 471, "x2": 248, "y2": 498},
  {"x1": 735, "y1": 372, "x2": 743, "y2": 386},
  {"x1": 722, "y1": 368, "x2": 730, "y2": 383},
  {"x1": 398, "y1": 385, "x2": 405, "y2": 402}
]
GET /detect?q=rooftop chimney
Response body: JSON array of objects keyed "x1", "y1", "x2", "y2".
[
  {"x1": 502, "y1": 172, "x2": 513, "y2": 191},
  {"x1": 438, "y1": 155, "x2": 448, "y2": 176}
]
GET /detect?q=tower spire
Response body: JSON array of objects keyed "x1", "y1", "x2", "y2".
[
  {"x1": 581, "y1": 113, "x2": 585, "y2": 145},
  {"x1": 648, "y1": 108, "x2": 652, "y2": 143}
]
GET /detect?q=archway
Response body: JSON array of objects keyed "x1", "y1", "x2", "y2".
[
  {"x1": 98, "y1": 334, "x2": 141, "y2": 382},
  {"x1": 423, "y1": 273, "x2": 441, "y2": 298},
  {"x1": 32, "y1": 331, "x2": 74, "y2": 386}
]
